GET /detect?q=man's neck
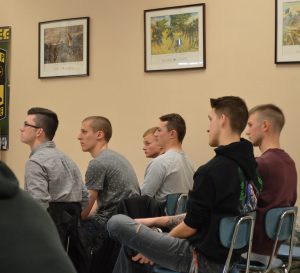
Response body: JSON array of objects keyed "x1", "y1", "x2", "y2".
[
  {"x1": 164, "y1": 142, "x2": 183, "y2": 152},
  {"x1": 30, "y1": 139, "x2": 47, "y2": 151},
  {"x1": 91, "y1": 142, "x2": 108, "y2": 158},
  {"x1": 259, "y1": 137, "x2": 281, "y2": 154},
  {"x1": 218, "y1": 132, "x2": 240, "y2": 146}
]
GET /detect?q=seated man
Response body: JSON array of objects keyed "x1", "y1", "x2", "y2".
[
  {"x1": 78, "y1": 116, "x2": 140, "y2": 273},
  {"x1": 114, "y1": 127, "x2": 166, "y2": 219},
  {"x1": 245, "y1": 104, "x2": 297, "y2": 266},
  {"x1": 0, "y1": 161, "x2": 77, "y2": 273},
  {"x1": 107, "y1": 96, "x2": 260, "y2": 273},
  {"x1": 142, "y1": 126, "x2": 164, "y2": 159},
  {"x1": 20, "y1": 107, "x2": 89, "y2": 273},
  {"x1": 78, "y1": 115, "x2": 140, "y2": 224},
  {"x1": 141, "y1": 113, "x2": 194, "y2": 202}
]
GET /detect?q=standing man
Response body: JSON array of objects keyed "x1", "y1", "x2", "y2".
[
  {"x1": 142, "y1": 127, "x2": 164, "y2": 159},
  {"x1": 141, "y1": 114, "x2": 194, "y2": 202},
  {"x1": 78, "y1": 115, "x2": 140, "y2": 224},
  {"x1": 20, "y1": 107, "x2": 89, "y2": 273},
  {"x1": 246, "y1": 104, "x2": 297, "y2": 266},
  {"x1": 107, "y1": 96, "x2": 259, "y2": 273}
]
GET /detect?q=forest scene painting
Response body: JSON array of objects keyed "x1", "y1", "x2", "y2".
[
  {"x1": 282, "y1": 2, "x2": 300, "y2": 45},
  {"x1": 150, "y1": 12, "x2": 199, "y2": 55}
]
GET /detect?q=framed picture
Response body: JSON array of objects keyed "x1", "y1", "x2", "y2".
[
  {"x1": 38, "y1": 17, "x2": 89, "y2": 78},
  {"x1": 144, "y1": 3, "x2": 205, "y2": 72},
  {"x1": 276, "y1": 0, "x2": 300, "y2": 63}
]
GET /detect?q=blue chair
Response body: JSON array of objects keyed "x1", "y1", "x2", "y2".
[
  {"x1": 237, "y1": 206, "x2": 298, "y2": 273},
  {"x1": 278, "y1": 243, "x2": 300, "y2": 262},
  {"x1": 220, "y1": 212, "x2": 256, "y2": 273},
  {"x1": 165, "y1": 193, "x2": 188, "y2": 216}
]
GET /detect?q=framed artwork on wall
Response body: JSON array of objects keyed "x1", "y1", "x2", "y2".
[
  {"x1": 276, "y1": 0, "x2": 300, "y2": 63},
  {"x1": 144, "y1": 3, "x2": 205, "y2": 72},
  {"x1": 38, "y1": 17, "x2": 89, "y2": 78}
]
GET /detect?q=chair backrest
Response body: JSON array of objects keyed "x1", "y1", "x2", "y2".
[
  {"x1": 165, "y1": 193, "x2": 188, "y2": 216},
  {"x1": 264, "y1": 206, "x2": 298, "y2": 272},
  {"x1": 219, "y1": 212, "x2": 256, "y2": 273}
]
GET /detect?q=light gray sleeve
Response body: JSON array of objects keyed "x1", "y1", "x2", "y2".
[
  {"x1": 141, "y1": 159, "x2": 166, "y2": 198},
  {"x1": 24, "y1": 160, "x2": 50, "y2": 209}
]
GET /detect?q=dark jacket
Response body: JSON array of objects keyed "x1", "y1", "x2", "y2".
[
  {"x1": 0, "y1": 161, "x2": 76, "y2": 273},
  {"x1": 184, "y1": 139, "x2": 258, "y2": 264}
]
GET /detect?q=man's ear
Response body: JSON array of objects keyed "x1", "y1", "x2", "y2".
[
  {"x1": 96, "y1": 130, "x2": 104, "y2": 140},
  {"x1": 262, "y1": 120, "x2": 271, "y2": 132},
  {"x1": 169, "y1": 129, "x2": 177, "y2": 140},
  {"x1": 220, "y1": 113, "x2": 227, "y2": 127},
  {"x1": 36, "y1": 127, "x2": 44, "y2": 138}
]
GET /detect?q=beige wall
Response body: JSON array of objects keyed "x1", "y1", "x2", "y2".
[{"x1": 2, "y1": 0, "x2": 300, "y2": 206}]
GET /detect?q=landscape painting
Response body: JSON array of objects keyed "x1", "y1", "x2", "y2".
[
  {"x1": 144, "y1": 4, "x2": 205, "y2": 71},
  {"x1": 282, "y1": 1, "x2": 300, "y2": 45},
  {"x1": 150, "y1": 12, "x2": 199, "y2": 55},
  {"x1": 276, "y1": 0, "x2": 300, "y2": 63}
]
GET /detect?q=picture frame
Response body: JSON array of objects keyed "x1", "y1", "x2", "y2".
[
  {"x1": 38, "y1": 17, "x2": 89, "y2": 78},
  {"x1": 275, "y1": 0, "x2": 300, "y2": 63},
  {"x1": 144, "y1": 3, "x2": 205, "y2": 72}
]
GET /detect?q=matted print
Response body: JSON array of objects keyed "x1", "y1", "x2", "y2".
[
  {"x1": 39, "y1": 17, "x2": 89, "y2": 78},
  {"x1": 144, "y1": 4, "x2": 205, "y2": 71},
  {"x1": 276, "y1": 0, "x2": 300, "y2": 63}
]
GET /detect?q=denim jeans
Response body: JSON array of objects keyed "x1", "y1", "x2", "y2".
[{"x1": 107, "y1": 214, "x2": 224, "y2": 273}]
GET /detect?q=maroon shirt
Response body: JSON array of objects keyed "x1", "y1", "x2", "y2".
[{"x1": 252, "y1": 148, "x2": 297, "y2": 254}]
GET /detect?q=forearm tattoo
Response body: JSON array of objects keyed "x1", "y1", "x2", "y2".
[{"x1": 166, "y1": 213, "x2": 186, "y2": 230}]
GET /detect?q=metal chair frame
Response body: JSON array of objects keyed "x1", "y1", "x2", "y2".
[
  {"x1": 220, "y1": 212, "x2": 256, "y2": 273},
  {"x1": 237, "y1": 206, "x2": 298, "y2": 273},
  {"x1": 264, "y1": 207, "x2": 297, "y2": 273}
]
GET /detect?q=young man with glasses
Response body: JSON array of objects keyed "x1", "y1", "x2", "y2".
[{"x1": 20, "y1": 107, "x2": 89, "y2": 273}]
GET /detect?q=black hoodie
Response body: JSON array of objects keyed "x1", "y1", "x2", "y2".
[
  {"x1": 184, "y1": 139, "x2": 257, "y2": 264},
  {"x1": 0, "y1": 161, "x2": 76, "y2": 273}
]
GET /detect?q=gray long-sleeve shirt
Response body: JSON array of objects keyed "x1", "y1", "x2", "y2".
[{"x1": 24, "y1": 141, "x2": 89, "y2": 209}]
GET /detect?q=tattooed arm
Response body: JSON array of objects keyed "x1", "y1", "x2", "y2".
[
  {"x1": 135, "y1": 213, "x2": 186, "y2": 229},
  {"x1": 166, "y1": 213, "x2": 186, "y2": 230}
]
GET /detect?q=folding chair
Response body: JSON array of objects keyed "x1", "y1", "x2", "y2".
[{"x1": 237, "y1": 206, "x2": 298, "y2": 273}]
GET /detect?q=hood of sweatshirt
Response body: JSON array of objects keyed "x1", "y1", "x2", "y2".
[
  {"x1": 0, "y1": 161, "x2": 19, "y2": 198},
  {"x1": 214, "y1": 138, "x2": 257, "y2": 180}
]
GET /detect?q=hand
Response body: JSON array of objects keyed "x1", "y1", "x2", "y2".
[{"x1": 132, "y1": 253, "x2": 154, "y2": 265}]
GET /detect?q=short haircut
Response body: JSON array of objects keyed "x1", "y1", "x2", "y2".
[
  {"x1": 83, "y1": 116, "x2": 112, "y2": 142},
  {"x1": 143, "y1": 127, "x2": 159, "y2": 138},
  {"x1": 27, "y1": 107, "x2": 59, "y2": 140},
  {"x1": 249, "y1": 104, "x2": 285, "y2": 133},
  {"x1": 210, "y1": 96, "x2": 248, "y2": 134},
  {"x1": 159, "y1": 113, "x2": 186, "y2": 143}
]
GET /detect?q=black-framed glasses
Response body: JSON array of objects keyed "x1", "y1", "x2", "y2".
[{"x1": 23, "y1": 121, "x2": 40, "y2": 129}]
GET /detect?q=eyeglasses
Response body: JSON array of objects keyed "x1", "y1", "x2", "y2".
[{"x1": 23, "y1": 121, "x2": 40, "y2": 129}]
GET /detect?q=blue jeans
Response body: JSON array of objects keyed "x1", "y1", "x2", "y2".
[{"x1": 107, "y1": 214, "x2": 224, "y2": 273}]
